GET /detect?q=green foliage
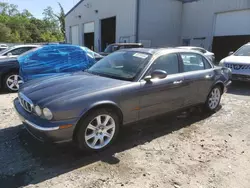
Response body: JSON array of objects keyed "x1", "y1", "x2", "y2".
[{"x1": 0, "y1": 2, "x2": 65, "y2": 43}]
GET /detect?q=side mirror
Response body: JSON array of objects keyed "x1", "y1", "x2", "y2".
[
  {"x1": 7, "y1": 52, "x2": 12, "y2": 57},
  {"x1": 228, "y1": 51, "x2": 234, "y2": 56},
  {"x1": 144, "y1": 70, "x2": 167, "y2": 82}
]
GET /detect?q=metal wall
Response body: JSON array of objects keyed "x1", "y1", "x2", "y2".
[
  {"x1": 181, "y1": 0, "x2": 250, "y2": 50},
  {"x1": 65, "y1": 0, "x2": 137, "y2": 52},
  {"x1": 138, "y1": 0, "x2": 183, "y2": 48}
]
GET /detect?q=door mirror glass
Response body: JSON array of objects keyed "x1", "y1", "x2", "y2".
[
  {"x1": 7, "y1": 52, "x2": 12, "y2": 57},
  {"x1": 228, "y1": 51, "x2": 234, "y2": 56}
]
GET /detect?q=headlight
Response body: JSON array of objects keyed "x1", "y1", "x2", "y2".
[
  {"x1": 34, "y1": 106, "x2": 42, "y2": 116},
  {"x1": 43, "y1": 108, "x2": 53, "y2": 120}
]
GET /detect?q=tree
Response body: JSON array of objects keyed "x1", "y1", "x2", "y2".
[
  {"x1": 0, "y1": 2, "x2": 64, "y2": 43},
  {"x1": 0, "y1": 23, "x2": 11, "y2": 42},
  {"x1": 54, "y1": 2, "x2": 65, "y2": 40}
]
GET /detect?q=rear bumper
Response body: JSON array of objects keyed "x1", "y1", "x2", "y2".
[{"x1": 14, "y1": 98, "x2": 76, "y2": 143}]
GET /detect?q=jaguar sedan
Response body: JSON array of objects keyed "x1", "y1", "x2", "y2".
[{"x1": 14, "y1": 48, "x2": 232, "y2": 151}]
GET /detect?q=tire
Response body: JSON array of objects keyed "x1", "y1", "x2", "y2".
[
  {"x1": 204, "y1": 86, "x2": 222, "y2": 112},
  {"x1": 3, "y1": 72, "x2": 23, "y2": 92},
  {"x1": 75, "y1": 108, "x2": 120, "y2": 152}
]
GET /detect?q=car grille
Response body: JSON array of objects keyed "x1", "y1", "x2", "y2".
[
  {"x1": 18, "y1": 93, "x2": 33, "y2": 113},
  {"x1": 225, "y1": 63, "x2": 250, "y2": 70}
]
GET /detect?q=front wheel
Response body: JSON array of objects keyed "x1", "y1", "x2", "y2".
[
  {"x1": 3, "y1": 73, "x2": 23, "y2": 92},
  {"x1": 75, "y1": 109, "x2": 120, "y2": 151},
  {"x1": 205, "y1": 86, "x2": 222, "y2": 112}
]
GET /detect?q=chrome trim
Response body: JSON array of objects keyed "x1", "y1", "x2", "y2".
[
  {"x1": 24, "y1": 119, "x2": 59, "y2": 131},
  {"x1": 18, "y1": 92, "x2": 34, "y2": 113}
]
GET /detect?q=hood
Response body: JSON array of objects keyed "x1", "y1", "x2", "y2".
[
  {"x1": 19, "y1": 72, "x2": 130, "y2": 106},
  {"x1": 0, "y1": 58, "x2": 18, "y2": 66},
  {"x1": 222, "y1": 55, "x2": 250, "y2": 64}
]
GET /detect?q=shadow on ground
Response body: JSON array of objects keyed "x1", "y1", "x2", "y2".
[
  {"x1": 227, "y1": 81, "x2": 250, "y2": 96},
  {"x1": 0, "y1": 108, "x2": 213, "y2": 188}
]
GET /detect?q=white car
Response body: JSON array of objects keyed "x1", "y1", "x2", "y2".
[
  {"x1": 0, "y1": 45, "x2": 39, "y2": 59},
  {"x1": 0, "y1": 44, "x2": 8, "y2": 52},
  {"x1": 177, "y1": 46, "x2": 215, "y2": 63},
  {"x1": 220, "y1": 43, "x2": 250, "y2": 81}
]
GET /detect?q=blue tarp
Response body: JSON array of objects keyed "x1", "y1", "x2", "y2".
[{"x1": 18, "y1": 44, "x2": 96, "y2": 82}]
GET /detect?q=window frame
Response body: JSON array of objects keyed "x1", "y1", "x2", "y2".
[
  {"x1": 140, "y1": 52, "x2": 181, "y2": 80},
  {"x1": 178, "y1": 52, "x2": 213, "y2": 73},
  {"x1": 3, "y1": 47, "x2": 35, "y2": 56}
]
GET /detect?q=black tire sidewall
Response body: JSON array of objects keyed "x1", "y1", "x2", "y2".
[
  {"x1": 3, "y1": 72, "x2": 19, "y2": 92},
  {"x1": 76, "y1": 108, "x2": 120, "y2": 152},
  {"x1": 205, "y1": 86, "x2": 222, "y2": 112}
]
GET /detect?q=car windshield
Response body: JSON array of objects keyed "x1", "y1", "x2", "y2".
[
  {"x1": 87, "y1": 51, "x2": 151, "y2": 81},
  {"x1": 234, "y1": 45, "x2": 250, "y2": 56},
  {"x1": 104, "y1": 45, "x2": 117, "y2": 53},
  {"x1": 18, "y1": 46, "x2": 41, "y2": 59}
]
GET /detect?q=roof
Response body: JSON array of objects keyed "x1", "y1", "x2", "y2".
[
  {"x1": 65, "y1": 0, "x2": 198, "y2": 17},
  {"x1": 66, "y1": 0, "x2": 84, "y2": 17},
  {"x1": 177, "y1": 46, "x2": 203, "y2": 48},
  {"x1": 109, "y1": 43, "x2": 143, "y2": 46},
  {"x1": 121, "y1": 47, "x2": 203, "y2": 55},
  {"x1": 12, "y1": 44, "x2": 40, "y2": 48}
]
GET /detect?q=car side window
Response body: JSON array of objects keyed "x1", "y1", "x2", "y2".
[
  {"x1": 147, "y1": 53, "x2": 179, "y2": 75},
  {"x1": 6, "y1": 47, "x2": 34, "y2": 56},
  {"x1": 180, "y1": 53, "x2": 206, "y2": 72}
]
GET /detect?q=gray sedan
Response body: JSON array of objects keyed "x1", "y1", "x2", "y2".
[{"x1": 14, "y1": 48, "x2": 232, "y2": 151}]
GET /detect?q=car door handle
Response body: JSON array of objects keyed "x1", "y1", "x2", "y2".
[
  {"x1": 205, "y1": 75, "x2": 213, "y2": 79},
  {"x1": 173, "y1": 80, "x2": 183, "y2": 85}
]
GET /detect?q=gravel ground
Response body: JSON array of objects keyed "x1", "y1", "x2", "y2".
[{"x1": 0, "y1": 82, "x2": 250, "y2": 188}]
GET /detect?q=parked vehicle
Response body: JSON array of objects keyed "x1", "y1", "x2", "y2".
[
  {"x1": 0, "y1": 44, "x2": 8, "y2": 52},
  {"x1": 177, "y1": 46, "x2": 215, "y2": 63},
  {"x1": 19, "y1": 44, "x2": 101, "y2": 82},
  {"x1": 220, "y1": 43, "x2": 250, "y2": 81},
  {"x1": 14, "y1": 48, "x2": 231, "y2": 151},
  {"x1": 0, "y1": 58, "x2": 23, "y2": 92},
  {"x1": 0, "y1": 45, "x2": 39, "y2": 59},
  {"x1": 0, "y1": 45, "x2": 102, "y2": 92},
  {"x1": 100, "y1": 43, "x2": 143, "y2": 56}
]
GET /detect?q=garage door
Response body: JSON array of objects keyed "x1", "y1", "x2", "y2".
[
  {"x1": 71, "y1": 25, "x2": 79, "y2": 45},
  {"x1": 214, "y1": 10, "x2": 250, "y2": 36},
  {"x1": 213, "y1": 10, "x2": 250, "y2": 61}
]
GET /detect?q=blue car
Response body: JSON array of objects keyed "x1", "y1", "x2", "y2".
[{"x1": 18, "y1": 44, "x2": 102, "y2": 82}]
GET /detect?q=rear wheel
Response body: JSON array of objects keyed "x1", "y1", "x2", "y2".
[
  {"x1": 205, "y1": 86, "x2": 222, "y2": 112},
  {"x1": 75, "y1": 109, "x2": 120, "y2": 151},
  {"x1": 3, "y1": 73, "x2": 23, "y2": 92}
]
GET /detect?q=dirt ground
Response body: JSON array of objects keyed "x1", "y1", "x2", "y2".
[{"x1": 0, "y1": 82, "x2": 250, "y2": 188}]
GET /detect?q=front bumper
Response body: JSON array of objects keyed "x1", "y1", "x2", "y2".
[{"x1": 14, "y1": 98, "x2": 77, "y2": 143}]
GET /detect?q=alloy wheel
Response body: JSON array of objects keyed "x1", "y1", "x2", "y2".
[
  {"x1": 84, "y1": 114, "x2": 116, "y2": 150},
  {"x1": 208, "y1": 87, "x2": 221, "y2": 110},
  {"x1": 6, "y1": 74, "x2": 23, "y2": 91}
]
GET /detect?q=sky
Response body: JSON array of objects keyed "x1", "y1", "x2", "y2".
[{"x1": 1, "y1": 0, "x2": 80, "y2": 18}]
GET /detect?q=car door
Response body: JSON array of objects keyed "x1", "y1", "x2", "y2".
[
  {"x1": 179, "y1": 52, "x2": 215, "y2": 105},
  {"x1": 139, "y1": 53, "x2": 188, "y2": 120}
]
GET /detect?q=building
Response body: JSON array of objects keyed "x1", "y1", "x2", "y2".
[
  {"x1": 182, "y1": 0, "x2": 250, "y2": 60},
  {"x1": 65, "y1": 0, "x2": 250, "y2": 60}
]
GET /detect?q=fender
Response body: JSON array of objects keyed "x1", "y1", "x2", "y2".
[{"x1": 77, "y1": 100, "x2": 123, "y2": 123}]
